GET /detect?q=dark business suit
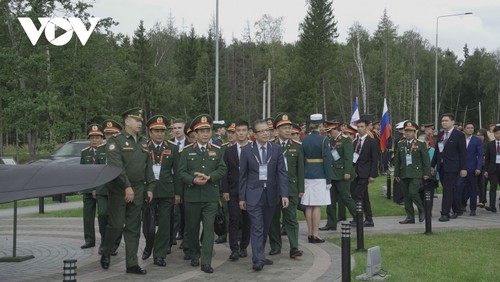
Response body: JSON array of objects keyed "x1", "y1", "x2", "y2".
[
  {"x1": 351, "y1": 135, "x2": 379, "y2": 220},
  {"x1": 239, "y1": 141, "x2": 288, "y2": 265},
  {"x1": 431, "y1": 129, "x2": 466, "y2": 216},
  {"x1": 222, "y1": 143, "x2": 250, "y2": 253},
  {"x1": 457, "y1": 135, "x2": 483, "y2": 211},
  {"x1": 484, "y1": 140, "x2": 500, "y2": 209}
]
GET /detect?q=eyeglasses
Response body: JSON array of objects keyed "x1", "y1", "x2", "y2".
[{"x1": 255, "y1": 129, "x2": 272, "y2": 134}]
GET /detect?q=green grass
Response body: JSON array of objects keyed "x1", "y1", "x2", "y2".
[
  {"x1": 329, "y1": 228, "x2": 500, "y2": 281},
  {"x1": 2, "y1": 144, "x2": 51, "y2": 164},
  {"x1": 0, "y1": 195, "x2": 82, "y2": 209},
  {"x1": 296, "y1": 177, "x2": 407, "y2": 221},
  {"x1": 25, "y1": 207, "x2": 83, "y2": 217}
]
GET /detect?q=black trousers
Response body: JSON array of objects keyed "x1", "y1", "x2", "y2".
[
  {"x1": 351, "y1": 178, "x2": 373, "y2": 219},
  {"x1": 228, "y1": 195, "x2": 250, "y2": 252},
  {"x1": 439, "y1": 169, "x2": 460, "y2": 215}
]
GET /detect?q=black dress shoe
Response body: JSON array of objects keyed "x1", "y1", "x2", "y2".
[
  {"x1": 363, "y1": 220, "x2": 375, "y2": 227},
  {"x1": 142, "y1": 249, "x2": 152, "y2": 260},
  {"x1": 399, "y1": 218, "x2": 415, "y2": 224},
  {"x1": 190, "y1": 259, "x2": 200, "y2": 267},
  {"x1": 310, "y1": 236, "x2": 325, "y2": 243},
  {"x1": 153, "y1": 257, "x2": 166, "y2": 267},
  {"x1": 269, "y1": 249, "x2": 281, "y2": 255},
  {"x1": 290, "y1": 248, "x2": 303, "y2": 258},
  {"x1": 264, "y1": 258, "x2": 273, "y2": 265},
  {"x1": 470, "y1": 210, "x2": 476, "y2": 216},
  {"x1": 201, "y1": 264, "x2": 214, "y2": 273},
  {"x1": 110, "y1": 249, "x2": 118, "y2": 256},
  {"x1": 215, "y1": 236, "x2": 227, "y2": 244},
  {"x1": 100, "y1": 255, "x2": 110, "y2": 269},
  {"x1": 166, "y1": 246, "x2": 171, "y2": 255},
  {"x1": 229, "y1": 251, "x2": 239, "y2": 261},
  {"x1": 438, "y1": 215, "x2": 450, "y2": 222},
  {"x1": 485, "y1": 206, "x2": 497, "y2": 213},
  {"x1": 239, "y1": 249, "x2": 247, "y2": 257},
  {"x1": 319, "y1": 225, "x2": 337, "y2": 231},
  {"x1": 450, "y1": 213, "x2": 458, "y2": 219},
  {"x1": 126, "y1": 265, "x2": 147, "y2": 275},
  {"x1": 307, "y1": 235, "x2": 313, "y2": 243},
  {"x1": 81, "y1": 242, "x2": 95, "y2": 249},
  {"x1": 419, "y1": 212, "x2": 425, "y2": 222},
  {"x1": 252, "y1": 263, "x2": 264, "y2": 271},
  {"x1": 184, "y1": 254, "x2": 192, "y2": 260}
]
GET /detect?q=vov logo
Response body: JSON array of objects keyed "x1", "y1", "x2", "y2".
[{"x1": 18, "y1": 17, "x2": 100, "y2": 46}]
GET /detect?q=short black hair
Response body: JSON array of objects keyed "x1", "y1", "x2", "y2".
[
  {"x1": 236, "y1": 120, "x2": 249, "y2": 129},
  {"x1": 494, "y1": 125, "x2": 500, "y2": 133},
  {"x1": 252, "y1": 119, "x2": 267, "y2": 130},
  {"x1": 441, "y1": 113, "x2": 455, "y2": 121},
  {"x1": 464, "y1": 122, "x2": 474, "y2": 128}
]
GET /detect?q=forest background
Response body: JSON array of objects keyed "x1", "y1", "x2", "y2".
[{"x1": 1, "y1": 0, "x2": 499, "y2": 160}]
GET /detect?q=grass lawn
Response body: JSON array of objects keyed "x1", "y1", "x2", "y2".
[
  {"x1": 0, "y1": 195, "x2": 83, "y2": 210},
  {"x1": 26, "y1": 207, "x2": 83, "y2": 217},
  {"x1": 329, "y1": 228, "x2": 500, "y2": 281},
  {"x1": 296, "y1": 177, "x2": 407, "y2": 221}
]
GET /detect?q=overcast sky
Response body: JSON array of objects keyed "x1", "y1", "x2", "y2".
[{"x1": 89, "y1": 0, "x2": 500, "y2": 57}]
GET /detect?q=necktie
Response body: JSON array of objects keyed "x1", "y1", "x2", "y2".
[
  {"x1": 281, "y1": 141, "x2": 286, "y2": 148},
  {"x1": 443, "y1": 131, "x2": 449, "y2": 145},
  {"x1": 201, "y1": 146, "x2": 206, "y2": 153},
  {"x1": 177, "y1": 141, "x2": 181, "y2": 147},
  {"x1": 157, "y1": 145, "x2": 161, "y2": 152},
  {"x1": 497, "y1": 142, "x2": 500, "y2": 154},
  {"x1": 261, "y1": 146, "x2": 267, "y2": 163}
]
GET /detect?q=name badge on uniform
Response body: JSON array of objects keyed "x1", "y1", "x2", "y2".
[
  {"x1": 259, "y1": 164, "x2": 268, "y2": 180},
  {"x1": 438, "y1": 142, "x2": 444, "y2": 152},
  {"x1": 496, "y1": 155, "x2": 500, "y2": 164},
  {"x1": 406, "y1": 154, "x2": 413, "y2": 166},
  {"x1": 153, "y1": 164, "x2": 161, "y2": 180},
  {"x1": 331, "y1": 149, "x2": 341, "y2": 161},
  {"x1": 353, "y1": 152, "x2": 360, "y2": 163}
]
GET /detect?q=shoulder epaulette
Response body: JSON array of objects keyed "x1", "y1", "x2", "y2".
[
  {"x1": 292, "y1": 139, "x2": 302, "y2": 145},
  {"x1": 81, "y1": 146, "x2": 91, "y2": 152},
  {"x1": 180, "y1": 143, "x2": 193, "y2": 153},
  {"x1": 97, "y1": 143, "x2": 106, "y2": 148},
  {"x1": 398, "y1": 138, "x2": 406, "y2": 143},
  {"x1": 167, "y1": 140, "x2": 177, "y2": 146},
  {"x1": 417, "y1": 139, "x2": 424, "y2": 143},
  {"x1": 221, "y1": 142, "x2": 230, "y2": 147},
  {"x1": 210, "y1": 143, "x2": 221, "y2": 149},
  {"x1": 341, "y1": 134, "x2": 348, "y2": 138}
]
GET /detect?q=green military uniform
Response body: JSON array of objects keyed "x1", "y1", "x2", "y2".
[
  {"x1": 96, "y1": 120, "x2": 123, "y2": 254},
  {"x1": 178, "y1": 114, "x2": 227, "y2": 269},
  {"x1": 324, "y1": 124, "x2": 357, "y2": 229},
  {"x1": 268, "y1": 113, "x2": 304, "y2": 256},
  {"x1": 80, "y1": 124, "x2": 106, "y2": 249},
  {"x1": 393, "y1": 121, "x2": 431, "y2": 221},
  {"x1": 215, "y1": 141, "x2": 233, "y2": 244},
  {"x1": 101, "y1": 108, "x2": 156, "y2": 272}
]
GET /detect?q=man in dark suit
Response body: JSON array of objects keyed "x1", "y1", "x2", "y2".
[
  {"x1": 458, "y1": 122, "x2": 483, "y2": 216},
  {"x1": 222, "y1": 120, "x2": 251, "y2": 261},
  {"x1": 483, "y1": 125, "x2": 500, "y2": 212},
  {"x1": 239, "y1": 119, "x2": 289, "y2": 271},
  {"x1": 351, "y1": 119, "x2": 379, "y2": 227},
  {"x1": 431, "y1": 113, "x2": 467, "y2": 221}
]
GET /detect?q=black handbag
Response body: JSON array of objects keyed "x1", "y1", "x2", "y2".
[
  {"x1": 142, "y1": 200, "x2": 156, "y2": 236},
  {"x1": 214, "y1": 201, "x2": 226, "y2": 236}
]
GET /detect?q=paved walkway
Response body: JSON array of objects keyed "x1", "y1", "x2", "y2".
[{"x1": 1, "y1": 196, "x2": 499, "y2": 282}]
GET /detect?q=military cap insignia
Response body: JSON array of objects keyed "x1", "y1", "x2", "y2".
[
  {"x1": 267, "y1": 120, "x2": 273, "y2": 126},
  {"x1": 283, "y1": 115, "x2": 288, "y2": 120},
  {"x1": 201, "y1": 116, "x2": 207, "y2": 123},
  {"x1": 92, "y1": 125, "x2": 98, "y2": 131},
  {"x1": 157, "y1": 117, "x2": 163, "y2": 123},
  {"x1": 408, "y1": 122, "x2": 412, "y2": 127},
  {"x1": 107, "y1": 121, "x2": 113, "y2": 128}
]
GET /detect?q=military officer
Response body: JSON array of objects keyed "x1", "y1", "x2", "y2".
[
  {"x1": 211, "y1": 120, "x2": 226, "y2": 146},
  {"x1": 394, "y1": 121, "x2": 431, "y2": 224},
  {"x1": 80, "y1": 124, "x2": 106, "y2": 250},
  {"x1": 97, "y1": 120, "x2": 123, "y2": 256},
  {"x1": 268, "y1": 113, "x2": 304, "y2": 259},
  {"x1": 100, "y1": 107, "x2": 156, "y2": 275},
  {"x1": 320, "y1": 121, "x2": 357, "y2": 231},
  {"x1": 144, "y1": 115, "x2": 181, "y2": 267},
  {"x1": 291, "y1": 123, "x2": 301, "y2": 142},
  {"x1": 178, "y1": 114, "x2": 227, "y2": 274}
]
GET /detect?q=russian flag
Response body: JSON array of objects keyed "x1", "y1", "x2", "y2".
[
  {"x1": 350, "y1": 97, "x2": 360, "y2": 126},
  {"x1": 380, "y1": 98, "x2": 391, "y2": 152}
]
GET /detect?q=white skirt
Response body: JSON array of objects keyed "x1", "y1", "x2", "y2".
[{"x1": 301, "y1": 179, "x2": 331, "y2": 206}]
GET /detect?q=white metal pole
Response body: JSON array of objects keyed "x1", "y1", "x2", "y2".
[
  {"x1": 415, "y1": 79, "x2": 419, "y2": 125},
  {"x1": 214, "y1": 0, "x2": 219, "y2": 120},
  {"x1": 262, "y1": 80, "x2": 266, "y2": 119},
  {"x1": 267, "y1": 69, "x2": 271, "y2": 117}
]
